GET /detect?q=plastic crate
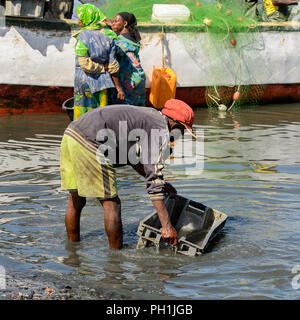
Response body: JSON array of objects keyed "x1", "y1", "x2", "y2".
[
  {"x1": 136, "y1": 194, "x2": 228, "y2": 256},
  {"x1": 5, "y1": 0, "x2": 45, "y2": 18}
]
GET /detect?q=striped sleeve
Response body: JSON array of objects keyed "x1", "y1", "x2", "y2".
[{"x1": 142, "y1": 129, "x2": 170, "y2": 201}]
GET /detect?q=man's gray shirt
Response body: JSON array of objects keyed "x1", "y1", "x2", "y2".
[{"x1": 66, "y1": 105, "x2": 171, "y2": 200}]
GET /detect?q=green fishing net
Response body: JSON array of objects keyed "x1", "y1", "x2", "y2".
[
  {"x1": 102, "y1": 0, "x2": 256, "y2": 24},
  {"x1": 82, "y1": 0, "x2": 267, "y2": 110}
]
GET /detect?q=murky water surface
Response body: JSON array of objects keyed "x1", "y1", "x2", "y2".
[{"x1": 0, "y1": 104, "x2": 300, "y2": 300}]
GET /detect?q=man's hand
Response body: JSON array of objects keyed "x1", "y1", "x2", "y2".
[
  {"x1": 161, "y1": 224, "x2": 178, "y2": 246},
  {"x1": 151, "y1": 199, "x2": 178, "y2": 246}
]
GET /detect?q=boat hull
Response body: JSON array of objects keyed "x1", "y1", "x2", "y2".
[
  {"x1": 0, "y1": 18, "x2": 300, "y2": 114},
  {"x1": 0, "y1": 83, "x2": 299, "y2": 115}
]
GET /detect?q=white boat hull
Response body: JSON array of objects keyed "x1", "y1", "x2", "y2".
[{"x1": 0, "y1": 18, "x2": 299, "y2": 113}]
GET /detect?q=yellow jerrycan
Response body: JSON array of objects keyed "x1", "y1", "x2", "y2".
[{"x1": 149, "y1": 67, "x2": 177, "y2": 109}]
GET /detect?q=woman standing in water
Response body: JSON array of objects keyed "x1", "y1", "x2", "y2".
[
  {"x1": 112, "y1": 12, "x2": 146, "y2": 106},
  {"x1": 73, "y1": 4, "x2": 124, "y2": 120}
]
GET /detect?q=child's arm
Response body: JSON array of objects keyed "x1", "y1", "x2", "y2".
[
  {"x1": 103, "y1": 18, "x2": 113, "y2": 28},
  {"x1": 98, "y1": 8, "x2": 113, "y2": 28},
  {"x1": 77, "y1": 56, "x2": 106, "y2": 74}
]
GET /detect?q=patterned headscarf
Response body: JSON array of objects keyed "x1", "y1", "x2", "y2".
[
  {"x1": 75, "y1": 4, "x2": 105, "y2": 30},
  {"x1": 73, "y1": 3, "x2": 117, "y2": 45}
]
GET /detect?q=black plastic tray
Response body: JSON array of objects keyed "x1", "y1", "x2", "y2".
[{"x1": 136, "y1": 194, "x2": 227, "y2": 256}]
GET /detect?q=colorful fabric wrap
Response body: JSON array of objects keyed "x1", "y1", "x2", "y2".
[
  {"x1": 114, "y1": 34, "x2": 146, "y2": 106},
  {"x1": 74, "y1": 86, "x2": 108, "y2": 120},
  {"x1": 262, "y1": 0, "x2": 279, "y2": 16},
  {"x1": 74, "y1": 30, "x2": 117, "y2": 95}
]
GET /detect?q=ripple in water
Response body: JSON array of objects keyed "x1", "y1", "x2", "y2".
[{"x1": 0, "y1": 106, "x2": 300, "y2": 300}]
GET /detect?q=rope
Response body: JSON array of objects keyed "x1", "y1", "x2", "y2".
[{"x1": 159, "y1": 25, "x2": 165, "y2": 69}]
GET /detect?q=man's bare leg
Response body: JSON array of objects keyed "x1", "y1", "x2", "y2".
[
  {"x1": 65, "y1": 191, "x2": 86, "y2": 241},
  {"x1": 99, "y1": 196, "x2": 123, "y2": 249}
]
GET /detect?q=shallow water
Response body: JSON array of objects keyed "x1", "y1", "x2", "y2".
[{"x1": 0, "y1": 104, "x2": 300, "y2": 300}]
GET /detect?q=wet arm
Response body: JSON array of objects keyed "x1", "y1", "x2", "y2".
[
  {"x1": 152, "y1": 200, "x2": 178, "y2": 246},
  {"x1": 133, "y1": 163, "x2": 177, "y2": 245}
]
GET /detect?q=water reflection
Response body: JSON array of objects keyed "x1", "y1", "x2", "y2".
[
  {"x1": 62, "y1": 236, "x2": 189, "y2": 298},
  {"x1": 62, "y1": 241, "x2": 81, "y2": 267}
]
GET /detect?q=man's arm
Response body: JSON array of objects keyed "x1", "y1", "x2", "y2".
[
  {"x1": 133, "y1": 164, "x2": 178, "y2": 245},
  {"x1": 152, "y1": 199, "x2": 178, "y2": 246},
  {"x1": 134, "y1": 164, "x2": 177, "y2": 194}
]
